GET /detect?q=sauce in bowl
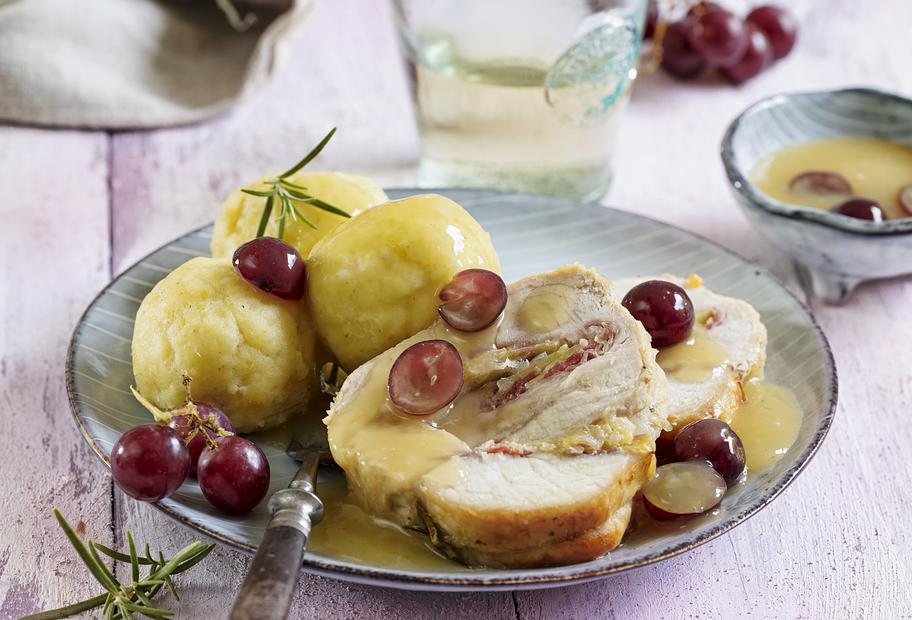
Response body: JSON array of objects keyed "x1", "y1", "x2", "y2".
[{"x1": 751, "y1": 137, "x2": 912, "y2": 219}]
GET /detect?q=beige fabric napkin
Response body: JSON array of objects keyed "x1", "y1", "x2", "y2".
[{"x1": 0, "y1": 0, "x2": 312, "y2": 129}]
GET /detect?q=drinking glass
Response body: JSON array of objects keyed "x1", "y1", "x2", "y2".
[{"x1": 392, "y1": 0, "x2": 648, "y2": 201}]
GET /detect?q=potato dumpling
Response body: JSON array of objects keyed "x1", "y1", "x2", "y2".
[
  {"x1": 307, "y1": 194, "x2": 500, "y2": 370},
  {"x1": 132, "y1": 257, "x2": 317, "y2": 432},
  {"x1": 211, "y1": 172, "x2": 388, "y2": 260}
]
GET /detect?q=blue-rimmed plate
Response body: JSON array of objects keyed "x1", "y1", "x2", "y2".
[{"x1": 66, "y1": 189, "x2": 837, "y2": 591}]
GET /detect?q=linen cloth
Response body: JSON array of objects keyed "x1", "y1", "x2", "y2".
[{"x1": 0, "y1": 0, "x2": 311, "y2": 128}]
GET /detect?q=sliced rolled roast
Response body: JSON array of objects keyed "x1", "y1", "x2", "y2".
[{"x1": 325, "y1": 265, "x2": 670, "y2": 567}]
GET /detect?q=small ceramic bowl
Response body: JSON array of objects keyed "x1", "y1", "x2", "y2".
[{"x1": 721, "y1": 88, "x2": 912, "y2": 305}]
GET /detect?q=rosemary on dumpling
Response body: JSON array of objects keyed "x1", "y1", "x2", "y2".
[{"x1": 241, "y1": 127, "x2": 351, "y2": 240}]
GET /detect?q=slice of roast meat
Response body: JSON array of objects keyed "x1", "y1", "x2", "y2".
[{"x1": 614, "y1": 274, "x2": 767, "y2": 434}]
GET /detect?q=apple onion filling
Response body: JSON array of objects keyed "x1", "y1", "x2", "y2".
[
  {"x1": 436, "y1": 321, "x2": 629, "y2": 452},
  {"x1": 486, "y1": 321, "x2": 619, "y2": 410}
]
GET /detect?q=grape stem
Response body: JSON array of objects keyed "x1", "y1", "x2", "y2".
[
  {"x1": 130, "y1": 386, "x2": 170, "y2": 424},
  {"x1": 130, "y1": 377, "x2": 235, "y2": 447}
]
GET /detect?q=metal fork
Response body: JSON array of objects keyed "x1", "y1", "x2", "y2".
[{"x1": 229, "y1": 365, "x2": 342, "y2": 620}]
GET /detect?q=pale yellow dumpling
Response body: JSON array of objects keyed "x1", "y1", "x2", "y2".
[
  {"x1": 307, "y1": 194, "x2": 501, "y2": 370},
  {"x1": 210, "y1": 172, "x2": 388, "y2": 260},
  {"x1": 131, "y1": 257, "x2": 317, "y2": 432}
]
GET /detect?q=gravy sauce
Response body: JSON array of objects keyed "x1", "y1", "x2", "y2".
[
  {"x1": 656, "y1": 327, "x2": 728, "y2": 383},
  {"x1": 625, "y1": 376, "x2": 803, "y2": 542},
  {"x1": 317, "y1": 307, "x2": 802, "y2": 568}
]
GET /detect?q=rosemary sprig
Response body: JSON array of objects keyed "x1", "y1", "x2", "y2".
[
  {"x1": 23, "y1": 510, "x2": 214, "y2": 620},
  {"x1": 241, "y1": 127, "x2": 350, "y2": 239}
]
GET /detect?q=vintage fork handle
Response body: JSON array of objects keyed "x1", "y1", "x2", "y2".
[{"x1": 229, "y1": 480, "x2": 324, "y2": 620}]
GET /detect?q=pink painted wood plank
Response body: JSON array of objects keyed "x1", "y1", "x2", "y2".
[{"x1": 0, "y1": 128, "x2": 113, "y2": 617}]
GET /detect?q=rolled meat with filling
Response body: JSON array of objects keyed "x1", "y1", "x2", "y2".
[{"x1": 325, "y1": 264, "x2": 670, "y2": 567}]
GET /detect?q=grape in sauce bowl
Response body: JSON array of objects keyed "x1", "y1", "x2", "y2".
[{"x1": 721, "y1": 88, "x2": 912, "y2": 305}]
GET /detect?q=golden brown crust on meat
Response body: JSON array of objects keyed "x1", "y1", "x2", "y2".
[
  {"x1": 443, "y1": 502, "x2": 633, "y2": 569},
  {"x1": 420, "y1": 453, "x2": 650, "y2": 562},
  {"x1": 662, "y1": 370, "x2": 745, "y2": 436}
]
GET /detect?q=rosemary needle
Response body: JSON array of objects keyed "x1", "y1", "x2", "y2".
[
  {"x1": 240, "y1": 127, "x2": 351, "y2": 239},
  {"x1": 23, "y1": 510, "x2": 214, "y2": 620}
]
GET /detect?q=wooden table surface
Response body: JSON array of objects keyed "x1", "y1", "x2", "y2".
[{"x1": 2, "y1": 1, "x2": 911, "y2": 618}]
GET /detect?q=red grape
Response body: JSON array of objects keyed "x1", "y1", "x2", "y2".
[
  {"x1": 654, "y1": 432, "x2": 677, "y2": 466},
  {"x1": 111, "y1": 424, "x2": 190, "y2": 502},
  {"x1": 388, "y1": 340, "x2": 464, "y2": 415},
  {"x1": 168, "y1": 402, "x2": 234, "y2": 477},
  {"x1": 643, "y1": 0, "x2": 658, "y2": 40},
  {"x1": 789, "y1": 171, "x2": 853, "y2": 195},
  {"x1": 197, "y1": 436, "x2": 270, "y2": 515},
  {"x1": 687, "y1": 2, "x2": 722, "y2": 18},
  {"x1": 232, "y1": 237, "x2": 306, "y2": 300},
  {"x1": 720, "y1": 23, "x2": 773, "y2": 84},
  {"x1": 642, "y1": 461, "x2": 726, "y2": 521},
  {"x1": 673, "y1": 419, "x2": 746, "y2": 484},
  {"x1": 660, "y1": 18, "x2": 706, "y2": 79},
  {"x1": 746, "y1": 5, "x2": 798, "y2": 60},
  {"x1": 898, "y1": 184, "x2": 912, "y2": 216},
  {"x1": 622, "y1": 280, "x2": 695, "y2": 348},
  {"x1": 832, "y1": 199, "x2": 885, "y2": 222},
  {"x1": 688, "y1": 8, "x2": 749, "y2": 67},
  {"x1": 438, "y1": 269, "x2": 507, "y2": 332}
]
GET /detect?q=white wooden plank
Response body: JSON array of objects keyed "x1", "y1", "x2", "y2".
[{"x1": 0, "y1": 128, "x2": 112, "y2": 617}]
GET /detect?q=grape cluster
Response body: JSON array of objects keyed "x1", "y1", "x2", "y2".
[
  {"x1": 646, "y1": 2, "x2": 798, "y2": 84},
  {"x1": 112, "y1": 392, "x2": 270, "y2": 516}
]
